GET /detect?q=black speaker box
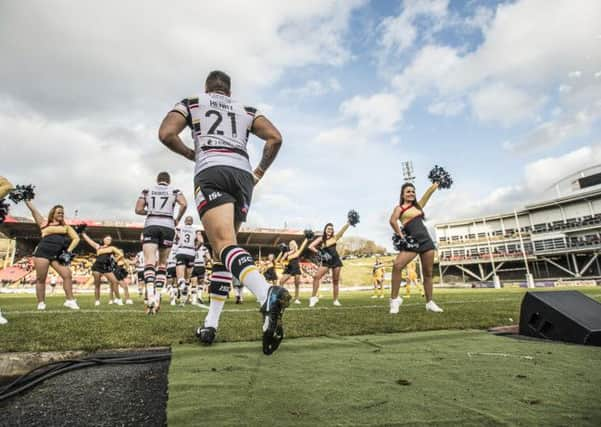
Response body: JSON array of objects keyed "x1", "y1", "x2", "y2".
[{"x1": 519, "y1": 291, "x2": 601, "y2": 346}]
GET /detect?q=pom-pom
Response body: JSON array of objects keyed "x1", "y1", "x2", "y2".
[
  {"x1": 428, "y1": 165, "x2": 453, "y2": 189},
  {"x1": 347, "y1": 209, "x2": 360, "y2": 226},
  {"x1": 8, "y1": 184, "x2": 36, "y2": 203},
  {"x1": 278, "y1": 243, "x2": 289, "y2": 253},
  {"x1": 73, "y1": 224, "x2": 88, "y2": 234},
  {"x1": 57, "y1": 251, "x2": 74, "y2": 265},
  {"x1": 304, "y1": 229, "x2": 315, "y2": 240},
  {"x1": 114, "y1": 266, "x2": 128, "y2": 281},
  {"x1": 392, "y1": 233, "x2": 420, "y2": 251},
  {"x1": 318, "y1": 249, "x2": 333, "y2": 264},
  {"x1": 0, "y1": 199, "x2": 9, "y2": 224}
]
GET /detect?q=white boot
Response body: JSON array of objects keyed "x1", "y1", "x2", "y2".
[
  {"x1": 64, "y1": 299, "x2": 80, "y2": 310},
  {"x1": 0, "y1": 310, "x2": 7, "y2": 325},
  {"x1": 425, "y1": 300, "x2": 443, "y2": 313},
  {"x1": 37, "y1": 302, "x2": 46, "y2": 311},
  {"x1": 389, "y1": 297, "x2": 403, "y2": 314},
  {"x1": 309, "y1": 296, "x2": 319, "y2": 307}
]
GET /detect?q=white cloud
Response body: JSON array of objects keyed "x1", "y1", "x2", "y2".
[
  {"x1": 470, "y1": 83, "x2": 546, "y2": 126},
  {"x1": 280, "y1": 78, "x2": 342, "y2": 98},
  {"x1": 340, "y1": 93, "x2": 407, "y2": 133},
  {"x1": 427, "y1": 98, "x2": 465, "y2": 116},
  {"x1": 378, "y1": 0, "x2": 449, "y2": 54},
  {"x1": 504, "y1": 104, "x2": 601, "y2": 153}
]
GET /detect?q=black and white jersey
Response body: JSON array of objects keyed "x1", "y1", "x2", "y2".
[
  {"x1": 176, "y1": 225, "x2": 197, "y2": 257},
  {"x1": 140, "y1": 183, "x2": 181, "y2": 229},
  {"x1": 135, "y1": 251, "x2": 144, "y2": 272},
  {"x1": 194, "y1": 245, "x2": 209, "y2": 267},
  {"x1": 171, "y1": 93, "x2": 264, "y2": 175},
  {"x1": 167, "y1": 246, "x2": 178, "y2": 269}
]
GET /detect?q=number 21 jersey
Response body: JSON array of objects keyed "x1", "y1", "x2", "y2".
[{"x1": 171, "y1": 92, "x2": 264, "y2": 175}]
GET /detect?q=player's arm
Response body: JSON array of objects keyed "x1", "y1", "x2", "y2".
[
  {"x1": 158, "y1": 111, "x2": 195, "y2": 162},
  {"x1": 80, "y1": 232, "x2": 100, "y2": 251},
  {"x1": 114, "y1": 248, "x2": 128, "y2": 267},
  {"x1": 418, "y1": 182, "x2": 439, "y2": 207},
  {"x1": 174, "y1": 193, "x2": 187, "y2": 226},
  {"x1": 24, "y1": 200, "x2": 45, "y2": 228},
  {"x1": 389, "y1": 206, "x2": 404, "y2": 236},
  {"x1": 194, "y1": 230, "x2": 203, "y2": 250},
  {"x1": 308, "y1": 236, "x2": 322, "y2": 254},
  {"x1": 66, "y1": 226, "x2": 80, "y2": 252},
  {"x1": 135, "y1": 191, "x2": 148, "y2": 216},
  {"x1": 275, "y1": 251, "x2": 284, "y2": 263},
  {"x1": 251, "y1": 116, "x2": 283, "y2": 183}
]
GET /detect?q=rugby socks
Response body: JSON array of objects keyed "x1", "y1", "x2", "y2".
[
  {"x1": 155, "y1": 266, "x2": 167, "y2": 304},
  {"x1": 144, "y1": 265, "x2": 156, "y2": 301},
  {"x1": 204, "y1": 263, "x2": 231, "y2": 329},
  {"x1": 221, "y1": 245, "x2": 269, "y2": 304}
]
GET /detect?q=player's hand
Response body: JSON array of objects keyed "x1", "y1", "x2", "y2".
[{"x1": 252, "y1": 167, "x2": 265, "y2": 185}]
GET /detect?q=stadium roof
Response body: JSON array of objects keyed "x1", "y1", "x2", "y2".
[{"x1": 0, "y1": 216, "x2": 305, "y2": 249}]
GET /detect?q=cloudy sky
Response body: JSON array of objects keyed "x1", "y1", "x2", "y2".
[{"x1": 2, "y1": 0, "x2": 600, "y2": 248}]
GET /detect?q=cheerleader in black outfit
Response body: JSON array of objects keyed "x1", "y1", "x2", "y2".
[
  {"x1": 389, "y1": 182, "x2": 443, "y2": 314},
  {"x1": 81, "y1": 232, "x2": 128, "y2": 306},
  {"x1": 263, "y1": 253, "x2": 278, "y2": 285},
  {"x1": 308, "y1": 217, "x2": 354, "y2": 307},
  {"x1": 279, "y1": 232, "x2": 311, "y2": 304},
  {"x1": 24, "y1": 200, "x2": 80, "y2": 310}
]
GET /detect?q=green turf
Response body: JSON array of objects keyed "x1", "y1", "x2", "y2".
[
  {"x1": 0, "y1": 287, "x2": 600, "y2": 352},
  {"x1": 167, "y1": 330, "x2": 601, "y2": 426}
]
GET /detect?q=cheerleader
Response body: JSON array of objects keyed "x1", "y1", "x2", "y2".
[
  {"x1": 0, "y1": 177, "x2": 15, "y2": 323},
  {"x1": 389, "y1": 181, "x2": 443, "y2": 314},
  {"x1": 279, "y1": 230, "x2": 312, "y2": 304},
  {"x1": 308, "y1": 211, "x2": 359, "y2": 307},
  {"x1": 263, "y1": 253, "x2": 278, "y2": 285},
  {"x1": 80, "y1": 232, "x2": 128, "y2": 306},
  {"x1": 24, "y1": 200, "x2": 80, "y2": 310}
]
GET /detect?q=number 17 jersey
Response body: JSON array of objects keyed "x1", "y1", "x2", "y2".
[{"x1": 171, "y1": 92, "x2": 264, "y2": 176}]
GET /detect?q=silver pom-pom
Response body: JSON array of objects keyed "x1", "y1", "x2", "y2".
[
  {"x1": 347, "y1": 209, "x2": 360, "y2": 226},
  {"x1": 428, "y1": 165, "x2": 453, "y2": 189}
]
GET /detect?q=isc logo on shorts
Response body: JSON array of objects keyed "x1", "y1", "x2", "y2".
[{"x1": 208, "y1": 191, "x2": 222, "y2": 201}]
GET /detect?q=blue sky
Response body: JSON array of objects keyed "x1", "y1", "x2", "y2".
[{"x1": 1, "y1": 0, "x2": 600, "y2": 248}]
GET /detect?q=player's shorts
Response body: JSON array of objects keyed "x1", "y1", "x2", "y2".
[
  {"x1": 194, "y1": 166, "x2": 254, "y2": 222},
  {"x1": 176, "y1": 254, "x2": 195, "y2": 268},
  {"x1": 33, "y1": 235, "x2": 67, "y2": 260},
  {"x1": 137, "y1": 270, "x2": 144, "y2": 282},
  {"x1": 191, "y1": 266, "x2": 206, "y2": 278},
  {"x1": 143, "y1": 225, "x2": 175, "y2": 249},
  {"x1": 167, "y1": 267, "x2": 176, "y2": 279}
]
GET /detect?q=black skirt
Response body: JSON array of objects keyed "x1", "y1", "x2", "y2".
[
  {"x1": 403, "y1": 217, "x2": 436, "y2": 253},
  {"x1": 264, "y1": 267, "x2": 278, "y2": 281},
  {"x1": 322, "y1": 246, "x2": 343, "y2": 268},
  {"x1": 33, "y1": 235, "x2": 68, "y2": 260},
  {"x1": 284, "y1": 258, "x2": 302, "y2": 276}
]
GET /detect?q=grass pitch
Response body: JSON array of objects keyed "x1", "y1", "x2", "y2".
[
  {"x1": 167, "y1": 330, "x2": 601, "y2": 426},
  {"x1": 1, "y1": 287, "x2": 600, "y2": 352}
]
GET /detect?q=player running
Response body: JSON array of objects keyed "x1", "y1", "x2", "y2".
[
  {"x1": 135, "y1": 172, "x2": 187, "y2": 314},
  {"x1": 174, "y1": 216, "x2": 202, "y2": 305},
  {"x1": 191, "y1": 239, "x2": 211, "y2": 305},
  {"x1": 158, "y1": 70, "x2": 289, "y2": 355}
]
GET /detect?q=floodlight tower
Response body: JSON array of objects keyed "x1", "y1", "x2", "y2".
[{"x1": 401, "y1": 160, "x2": 415, "y2": 183}]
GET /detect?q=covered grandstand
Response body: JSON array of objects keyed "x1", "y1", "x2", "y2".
[{"x1": 435, "y1": 166, "x2": 601, "y2": 285}]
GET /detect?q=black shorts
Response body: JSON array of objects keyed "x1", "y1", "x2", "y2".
[
  {"x1": 194, "y1": 166, "x2": 254, "y2": 222},
  {"x1": 192, "y1": 266, "x2": 206, "y2": 278},
  {"x1": 167, "y1": 267, "x2": 176, "y2": 279},
  {"x1": 137, "y1": 271, "x2": 144, "y2": 281},
  {"x1": 176, "y1": 254, "x2": 195, "y2": 268},
  {"x1": 143, "y1": 225, "x2": 175, "y2": 249},
  {"x1": 33, "y1": 235, "x2": 67, "y2": 260}
]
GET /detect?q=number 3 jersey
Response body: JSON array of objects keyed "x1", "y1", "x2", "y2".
[
  {"x1": 175, "y1": 225, "x2": 197, "y2": 257},
  {"x1": 140, "y1": 183, "x2": 181, "y2": 229},
  {"x1": 171, "y1": 92, "x2": 265, "y2": 176}
]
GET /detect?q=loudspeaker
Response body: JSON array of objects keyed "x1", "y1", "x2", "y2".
[{"x1": 519, "y1": 291, "x2": 601, "y2": 346}]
